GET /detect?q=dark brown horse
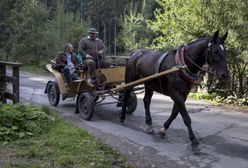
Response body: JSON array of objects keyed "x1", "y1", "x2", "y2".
[{"x1": 120, "y1": 30, "x2": 229, "y2": 151}]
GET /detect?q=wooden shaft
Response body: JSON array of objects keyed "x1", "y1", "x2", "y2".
[{"x1": 111, "y1": 65, "x2": 187, "y2": 93}]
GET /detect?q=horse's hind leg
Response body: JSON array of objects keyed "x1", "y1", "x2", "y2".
[
  {"x1": 119, "y1": 88, "x2": 132, "y2": 123},
  {"x1": 143, "y1": 85, "x2": 154, "y2": 133},
  {"x1": 159, "y1": 104, "x2": 179, "y2": 137}
]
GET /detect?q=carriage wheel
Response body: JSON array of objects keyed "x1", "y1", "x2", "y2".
[
  {"x1": 126, "y1": 91, "x2": 137, "y2": 114},
  {"x1": 77, "y1": 92, "x2": 94, "y2": 120},
  {"x1": 47, "y1": 82, "x2": 60, "y2": 106}
]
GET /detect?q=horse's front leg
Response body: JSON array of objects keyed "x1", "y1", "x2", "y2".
[
  {"x1": 143, "y1": 85, "x2": 154, "y2": 133},
  {"x1": 159, "y1": 104, "x2": 179, "y2": 137},
  {"x1": 172, "y1": 93, "x2": 200, "y2": 151}
]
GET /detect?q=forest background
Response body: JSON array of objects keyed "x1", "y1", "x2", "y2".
[{"x1": 0, "y1": 0, "x2": 247, "y2": 104}]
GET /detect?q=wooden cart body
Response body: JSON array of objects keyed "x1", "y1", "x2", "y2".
[{"x1": 45, "y1": 64, "x2": 126, "y2": 98}]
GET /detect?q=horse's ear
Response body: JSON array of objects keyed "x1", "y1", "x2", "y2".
[
  {"x1": 212, "y1": 30, "x2": 219, "y2": 42},
  {"x1": 222, "y1": 31, "x2": 228, "y2": 42}
]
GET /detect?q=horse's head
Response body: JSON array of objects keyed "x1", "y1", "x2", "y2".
[{"x1": 207, "y1": 30, "x2": 229, "y2": 80}]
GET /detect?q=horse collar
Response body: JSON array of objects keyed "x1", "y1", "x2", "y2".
[{"x1": 175, "y1": 46, "x2": 199, "y2": 84}]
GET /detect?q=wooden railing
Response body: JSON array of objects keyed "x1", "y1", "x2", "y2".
[{"x1": 0, "y1": 61, "x2": 22, "y2": 103}]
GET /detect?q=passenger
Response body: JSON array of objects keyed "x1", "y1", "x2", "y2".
[
  {"x1": 78, "y1": 27, "x2": 107, "y2": 84},
  {"x1": 55, "y1": 43, "x2": 79, "y2": 86}
]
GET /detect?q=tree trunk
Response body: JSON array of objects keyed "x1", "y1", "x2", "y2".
[
  {"x1": 80, "y1": 0, "x2": 83, "y2": 23},
  {"x1": 104, "y1": 22, "x2": 106, "y2": 45},
  {"x1": 114, "y1": 18, "x2": 117, "y2": 56},
  {"x1": 231, "y1": 64, "x2": 236, "y2": 93},
  {"x1": 108, "y1": 24, "x2": 111, "y2": 55}
]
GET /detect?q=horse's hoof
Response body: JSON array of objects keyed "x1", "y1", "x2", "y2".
[
  {"x1": 158, "y1": 127, "x2": 166, "y2": 138},
  {"x1": 146, "y1": 125, "x2": 155, "y2": 134},
  {"x1": 119, "y1": 116, "x2": 125, "y2": 123},
  {"x1": 192, "y1": 143, "x2": 201, "y2": 153}
]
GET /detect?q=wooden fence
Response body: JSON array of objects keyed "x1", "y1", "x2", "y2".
[{"x1": 0, "y1": 61, "x2": 22, "y2": 103}]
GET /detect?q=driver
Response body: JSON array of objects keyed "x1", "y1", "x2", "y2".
[{"x1": 78, "y1": 28, "x2": 107, "y2": 84}]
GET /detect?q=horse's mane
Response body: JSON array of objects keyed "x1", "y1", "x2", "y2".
[
  {"x1": 187, "y1": 36, "x2": 211, "y2": 46},
  {"x1": 160, "y1": 36, "x2": 211, "y2": 54}
]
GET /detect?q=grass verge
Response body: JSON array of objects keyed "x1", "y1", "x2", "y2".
[
  {"x1": 188, "y1": 92, "x2": 248, "y2": 113},
  {"x1": 0, "y1": 119, "x2": 130, "y2": 168},
  {"x1": 188, "y1": 92, "x2": 219, "y2": 104},
  {"x1": 21, "y1": 65, "x2": 50, "y2": 76}
]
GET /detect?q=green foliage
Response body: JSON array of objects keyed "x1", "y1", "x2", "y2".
[
  {"x1": 7, "y1": 0, "x2": 88, "y2": 65},
  {"x1": 189, "y1": 92, "x2": 248, "y2": 107},
  {"x1": 149, "y1": 0, "x2": 234, "y2": 48},
  {"x1": 220, "y1": 94, "x2": 248, "y2": 106},
  {"x1": 189, "y1": 92, "x2": 218, "y2": 101},
  {"x1": 1, "y1": 0, "x2": 247, "y2": 102},
  {"x1": 9, "y1": 0, "x2": 50, "y2": 65},
  {"x1": 54, "y1": 0, "x2": 88, "y2": 49},
  {"x1": 0, "y1": 103, "x2": 55, "y2": 141},
  {"x1": 150, "y1": 0, "x2": 248, "y2": 99},
  {"x1": 0, "y1": 121, "x2": 130, "y2": 168},
  {"x1": 118, "y1": 1, "x2": 154, "y2": 53}
]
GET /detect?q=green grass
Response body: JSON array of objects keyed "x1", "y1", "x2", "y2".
[
  {"x1": 21, "y1": 65, "x2": 50, "y2": 75},
  {"x1": 0, "y1": 120, "x2": 130, "y2": 168},
  {"x1": 188, "y1": 92, "x2": 219, "y2": 105}
]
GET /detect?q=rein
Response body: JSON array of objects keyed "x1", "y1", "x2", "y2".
[{"x1": 184, "y1": 44, "x2": 213, "y2": 74}]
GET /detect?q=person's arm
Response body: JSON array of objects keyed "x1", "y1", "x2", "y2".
[
  {"x1": 72, "y1": 52, "x2": 79, "y2": 68},
  {"x1": 55, "y1": 52, "x2": 66, "y2": 67},
  {"x1": 79, "y1": 38, "x2": 93, "y2": 59},
  {"x1": 97, "y1": 39, "x2": 107, "y2": 55}
]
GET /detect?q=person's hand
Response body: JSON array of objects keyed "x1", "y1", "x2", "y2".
[
  {"x1": 86, "y1": 54, "x2": 93, "y2": 59},
  {"x1": 98, "y1": 50, "x2": 103, "y2": 55}
]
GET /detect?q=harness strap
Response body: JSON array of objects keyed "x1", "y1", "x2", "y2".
[
  {"x1": 156, "y1": 52, "x2": 170, "y2": 94},
  {"x1": 156, "y1": 52, "x2": 169, "y2": 73},
  {"x1": 175, "y1": 46, "x2": 199, "y2": 84}
]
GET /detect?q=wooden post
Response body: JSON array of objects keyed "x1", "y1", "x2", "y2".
[
  {"x1": 13, "y1": 66, "x2": 20, "y2": 103},
  {"x1": 0, "y1": 64, "x2": 6, "y2": 103},
  {"x1": 0, "y1": 61, "x2": 22, "y2": 103}
]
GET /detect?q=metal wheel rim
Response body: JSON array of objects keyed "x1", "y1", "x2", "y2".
[
  {"x1": 48, "y1": 84, "x2": 56, "y2": 104},
  {"x1": 79, "y1": 96, "x2": 89, "y2": 116}
]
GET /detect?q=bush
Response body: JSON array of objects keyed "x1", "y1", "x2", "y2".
[
  {"x1": 189, "y1": 92, "x2": 218, "y2": 101},
  {"x1": 222, "y1": 94, "x2": 248, "y2": 106},
  {"x1": 189, "y1": 92, "x2": 248, "y2": 107},
  {"x1": 0, "y1": 103, "x2": 55, "y2": 141}
]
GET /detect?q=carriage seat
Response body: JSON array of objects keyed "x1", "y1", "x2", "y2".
[{"x1": 50, "y1": 59, "x2": 81, "y2": 86}]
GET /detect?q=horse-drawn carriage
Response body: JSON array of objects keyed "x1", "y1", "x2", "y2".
[
  {"x1": 45, "y1": 30, "x2": 229, "y2": 152},
  {"x1": 44, "y1": 56, "x2": 185, "y2": 121}
]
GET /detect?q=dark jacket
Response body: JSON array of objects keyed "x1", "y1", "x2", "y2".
[
  {"x1": 78, "y1": 37, "x2": 107, "y2": 61},
  {"x1": 55, "y1": 51, "x2": 79, "y2": 68}
]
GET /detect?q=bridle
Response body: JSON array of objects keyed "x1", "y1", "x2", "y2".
[{"x1": 184, "y1": 41, "x2": 214, "y2": 75}]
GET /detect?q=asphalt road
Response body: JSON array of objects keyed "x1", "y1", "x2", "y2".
[{"x1": 18, "y1": 71, "x2": 248, "y2": 168}]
